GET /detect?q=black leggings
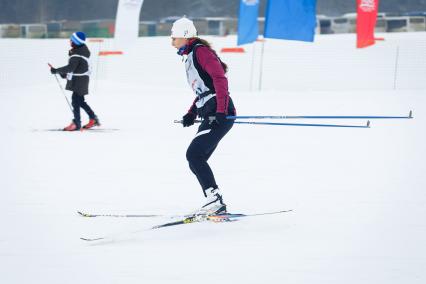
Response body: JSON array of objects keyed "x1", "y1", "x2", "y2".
[
  {"x1": 186, "y1": 118, "x2": 233, "y2": 194},
  {"x1": 71, "y1": 93, "x2": 96, "y2": 125}
]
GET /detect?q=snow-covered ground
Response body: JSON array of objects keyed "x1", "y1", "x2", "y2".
[{"x1": 1, "y1": 33, "x2": 425, "y2": 284}]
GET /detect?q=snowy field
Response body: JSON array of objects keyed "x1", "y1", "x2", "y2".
[{"x1": 1, "y1": 33, "x2": 426, "y2": 284}]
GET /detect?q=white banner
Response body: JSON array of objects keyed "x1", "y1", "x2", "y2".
[{"x1": 115, "y1": 0, "x2": 144, "y2": 47}]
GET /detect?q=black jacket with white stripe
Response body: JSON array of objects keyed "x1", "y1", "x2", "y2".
[{"x1": 56, "y1": 44, "x2": 91, "y2": 95}]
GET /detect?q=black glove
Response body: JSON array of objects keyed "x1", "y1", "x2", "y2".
[
  {"x1": 60, "y1": 73, "x2": 66, "y2": 79},
  {"x1": 182, "y1": 112, "x2": 196, "y2": 127},
  {"x1": 50, "y1": 67, "x2": 57, "y2": 74},
  {"x1": 211, "y1": 113, "x2": 227, "y2": 128}
]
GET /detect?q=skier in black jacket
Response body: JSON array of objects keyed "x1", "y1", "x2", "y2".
[{"x1": 50, "y1": 32, "x2": 100, "y2": 131}]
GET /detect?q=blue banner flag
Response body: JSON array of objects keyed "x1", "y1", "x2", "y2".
[
  {"x1": 237, "y1": 0, "x2": 259, "y2": 45},
  {"x1": 264, "y1": 0, "x2": 317, "y2": 42}
]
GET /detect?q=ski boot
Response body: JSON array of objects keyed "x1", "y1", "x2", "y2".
[
  {"x1": 83, "y1": 116, "x2": 101, "y2": 129},
  {"x1": 63, "y1": 120, "x2": 81, "y2": 131},
  {"x1": 194, "y1": 187, "x2": 227, "y2": 217}
]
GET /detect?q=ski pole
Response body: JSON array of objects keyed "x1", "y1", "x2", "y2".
[
  {"x1": 232, "y1": 120, "x2": 370, "y2": 128},
  {"x1": 48, "y1": 63, "x2": 73, "y2": 114},
  {"x1": 226, "y1": 110, "x2": 413, "y2": 120},
  {"x1": 174, "y1": 119, "x2": 370, "y2": 129}
]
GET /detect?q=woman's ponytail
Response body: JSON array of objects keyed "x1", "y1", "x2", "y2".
[{"x1": 194, "y1": 37, "x2": 228, "y2": 73}]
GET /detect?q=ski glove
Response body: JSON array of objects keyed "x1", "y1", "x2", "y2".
[
  {"x1": 50, "y1": 67, "x2": 58, "y2": 74},
  {"x1": 182, "y1": 112, "x2": 196, "y2": 127},
  {"x1": 211, "y1": 113, "x2": 227, "y2": 128}
]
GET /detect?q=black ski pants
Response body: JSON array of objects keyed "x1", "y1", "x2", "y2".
[
  {"x1": 71, "y1": 93, "x2": 96, "y2": 126},
  {"x1": 186, "y1": 118, "x2": 234, "y2": 195}
]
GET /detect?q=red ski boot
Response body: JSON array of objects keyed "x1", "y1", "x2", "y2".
[
  {"x1": 83, "y1": 117, "x2": 101, "y2": 129},
  {"x1": 63, "y1": 121, "x2": 80, "y2": 131}
]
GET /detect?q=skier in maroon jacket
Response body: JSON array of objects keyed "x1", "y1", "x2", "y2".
[{"x1": 171, "y1": 17, "x2": 236, "y2": 215}]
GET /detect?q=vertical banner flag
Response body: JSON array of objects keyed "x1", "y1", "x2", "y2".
[
  {"x1": 237, "y1": 0, "x2": 259, "y2": 45},
  {"x1": 264, "y1": 0, "x2": 317, "y2": 42},
  {"x1": 357, "y1": 0, "x2": 379, "y2": 48},
  {"x1": 115, "y1": 0, "x2": 144, "y2": 47}
]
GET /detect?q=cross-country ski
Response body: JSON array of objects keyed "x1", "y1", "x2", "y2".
[{"x1": 79, "y1": 210, "x2": 293, "y2": 241}]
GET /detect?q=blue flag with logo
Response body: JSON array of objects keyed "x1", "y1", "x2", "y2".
[
  {"x1": 264, "y1": 0, "x2": 317, "y2": 42},
  {"x1": 237, "y1": 0, "x2": 259, "y2": 45}
]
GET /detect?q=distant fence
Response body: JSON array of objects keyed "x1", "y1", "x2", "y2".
[{"x1": 1, "y1": 33, "x2": 425, "y2": 92}]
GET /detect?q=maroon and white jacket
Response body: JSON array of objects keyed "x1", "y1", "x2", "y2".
[{"x1": 181, "y1": 39, "x2": 235, "y2": 117}]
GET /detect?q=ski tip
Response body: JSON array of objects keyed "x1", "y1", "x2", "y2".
[
  {"x1": 269, "y1": 209, "x2": 293, "y2": 214},
  {"x1": 409, "y1": 110, "x2": 413, "y2": 119},
  {"x1": 80, "y1": 237, "x2": 104, "y2": 242},
  {"x1": 77, "y1": 211, "x2": 93, "y2": 217}
]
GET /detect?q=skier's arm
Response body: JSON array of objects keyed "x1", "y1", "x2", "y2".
[
  {"x1": 182, "y1": 97, "x2": 198, "y2": 127},
  {"x1": 195, "y1": 46, "x2": 229, "y2": 114},
  {"x1": 188, "y1": 97, "x2": 198, "y2": 115},
  {"x1": 55, "y1": 57, "x2": 79, "y2": 75}
]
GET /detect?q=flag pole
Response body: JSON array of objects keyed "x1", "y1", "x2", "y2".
[
  {"x1": 393, "y1": 45, "x2": 400, "y2": 90},
  {"x1": 249, "y1": 41, "x2": 256, "y2": 91},
  {"x1": 258, "y1": 39, "x2": 265, "y2": 91}
]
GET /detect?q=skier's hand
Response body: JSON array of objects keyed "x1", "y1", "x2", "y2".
[
  {"x1": 182, "y1": 112, "x2": 196, "y2": 127},
  {"x1": 50, "y1": 67, "x2": 58, "y2": 74},
  {"x1": 60, "y1": 73, "x2": 66, "y2": 79},
  {"x1": 211, "y1": 113, "x2": 227, "y2": 128}
]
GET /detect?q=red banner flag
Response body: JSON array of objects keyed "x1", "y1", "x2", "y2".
[{"x1": 357, "y1": 0, "x2": 379, "y2": 48}]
